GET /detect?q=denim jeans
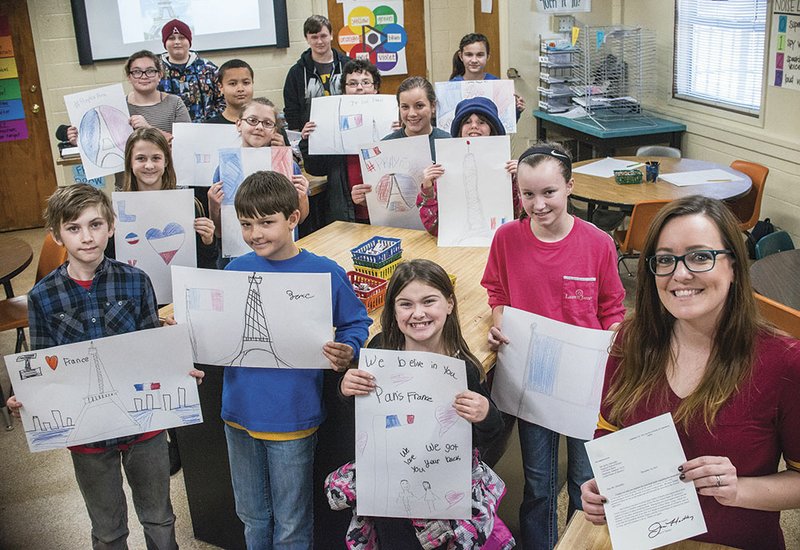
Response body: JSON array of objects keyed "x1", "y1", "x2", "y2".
[
  {"x1": 70, "y1": 431, "x2": 177, "y2": 550},
  {"x1": 517, "y1": 419, "x2": 592, "y2": 550},
  {"x1": 224, "y1": 424, "x2": 316, "y2": 549}
]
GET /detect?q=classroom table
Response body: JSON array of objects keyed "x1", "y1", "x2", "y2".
[
  {"x1": 749, "y1": 249, "x2": 800, "y2": 311},
  {"x1": 170, "y1": 222, "x2": 495, "y2": 549},
  {"x1": 534, "y1": 110, "x2": 687, "y2": 161},
  {"x1": 556, "y1": 511, "x2": 737, "y2": 549},
  {"x1": 572, "y1": 156, "x2": 752, "y2": 219}
]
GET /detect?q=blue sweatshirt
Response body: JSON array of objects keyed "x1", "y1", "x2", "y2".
[{"x1": 222, "y1": 249, "x2": 372, "y2": 432}]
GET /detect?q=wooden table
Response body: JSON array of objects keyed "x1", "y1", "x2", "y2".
[
  {"x1": 534, "y1": 110, "x2": 686, "y2": 161},
  {"x1": 556, "y1": 511, "x2": 737, "y2": 549},
  {"x1": 0, "y1": 236, "x2": 33, "y2": 298},
  {"x1": 572, "y1": 156, "x2": 752, "y2": 218},
  {"x1": 750, "y1": 249, "x2": 800, "y2": 310}
]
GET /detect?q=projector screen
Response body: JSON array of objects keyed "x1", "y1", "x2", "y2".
[{"x1": 71, "y1": 0, "x2": 289, "y2": 65}]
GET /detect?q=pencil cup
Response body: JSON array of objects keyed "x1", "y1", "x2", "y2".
[{"x1": 646, "y1": 161, "x2": 660, "y2": 182}]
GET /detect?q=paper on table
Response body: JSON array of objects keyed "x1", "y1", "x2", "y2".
[
  {"x1": 492, "y1": 307, "x2": 614, "y2": 440},
  {"x1": 659, "y1": 169, "x2": 744, "y2": 187},
  {"x1": 573, "y1": 157, "x2": 636, "y2": 178},
  {"x1": 584, "y1": 413, "x2": 707, "y2": 550}
]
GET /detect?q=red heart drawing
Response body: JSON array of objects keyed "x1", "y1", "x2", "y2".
[{"x1": 45, "y1": 355, "x2": 58, "y2": 370}]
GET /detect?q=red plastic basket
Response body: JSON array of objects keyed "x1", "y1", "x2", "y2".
[{"x1": 347, "y1": 271, "x2": 388, "y2": 312}]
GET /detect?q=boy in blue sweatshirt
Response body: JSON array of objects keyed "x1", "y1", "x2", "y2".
[{"x1": 223, "y1": 170, "x2": 371, "y2": 548}]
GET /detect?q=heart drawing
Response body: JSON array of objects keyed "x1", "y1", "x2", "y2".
[
  {"x1": 435, "y1": 405, "x2": 459, "y2": 437},
  {"x1": 146, "y1": 223, "x2": 185, "y2": 264},
  {"x1": 445, "y1": 490, "x2": 465, "y2": 507},
  {"x1": 45, "y1": 355, "x2": 58, "y2": 370}
]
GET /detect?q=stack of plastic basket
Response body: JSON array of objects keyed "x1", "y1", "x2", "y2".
[
  {"x1": 351, "y1": 236, "x2": 402, "y2": 281},
  {"x1": 347, "y1": 271, "x2": 388, "y2": 312}
]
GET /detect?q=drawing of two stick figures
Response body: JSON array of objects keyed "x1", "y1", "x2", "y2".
[{"x1": 397, "y1": 479, "x2": 442, "y2": 514}]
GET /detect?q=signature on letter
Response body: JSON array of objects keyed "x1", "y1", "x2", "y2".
[{"x1": 648, "y1": 515, "x2": 694, "y2": 538}]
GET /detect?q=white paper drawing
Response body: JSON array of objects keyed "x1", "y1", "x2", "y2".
[
  {"x1": 435, "y1": 136, "x2": 514, "y2": 247},
  {"x1": 492, "y1": 307, "x2": 614, "y2": 440},
  {"x1": 64, "y1": 83, "x2": 133, "y2": 179},
  {"x1": 435, "y1": 80, "x2": 517, "y2": 134},
  {"x1": 355, "y1": 349, "x2": 472, "y2": 519},
  {"x1": 7, "y1": 324, "x2": 202, "y2": 453},
  {"x1": 171, "y1": 266, "x2": 333, "y2": 369},
  {"x1": 309, "y1": 95, "x2": 398, "y2": 155},
  {"x1": 172, "y1": 123, "x2": 241, "y2": 187},
  {"x1": 218, "y1": 146, "x2": 294, "y2": 258},
  {"x1": 112, "y1": 189, "x2": 197, "y2": 304},
  {"x1": 360, "y1": 135, "x2": 429, "y2": 230}
]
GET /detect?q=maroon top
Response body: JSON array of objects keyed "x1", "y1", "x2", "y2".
[{"x1": 346, "y1": 154, "x2": 369, "y2": 222}]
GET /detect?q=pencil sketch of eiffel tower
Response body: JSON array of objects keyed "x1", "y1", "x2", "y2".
[
  {"x1": 230, "y1": 273, "x2": 295, "y2": 368},
  {"x1": 67, "y1": 342, "x2": 139, "y2": 443},
  {"x1": 463, "y1": 141, "x2": 486, "y2": 232}
]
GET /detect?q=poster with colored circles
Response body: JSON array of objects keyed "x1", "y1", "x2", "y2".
[{"x1": 340, "y1": 1, "x2": 408, "y2": 76}]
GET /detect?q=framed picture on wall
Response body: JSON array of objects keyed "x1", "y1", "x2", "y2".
[{"x1": 71, "y1": 0, "x2": 289, "y2": 65}]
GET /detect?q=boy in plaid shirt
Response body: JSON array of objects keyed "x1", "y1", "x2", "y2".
[{"x1": 8, "y1": 184, "x2": 203, "y2": 549}]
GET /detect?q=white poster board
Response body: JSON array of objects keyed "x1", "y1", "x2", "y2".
[
  {"x1": 355, "y1": 349, "x2": 472, "y2": 519},
  {"x1": 435, "y1": 136, "x2": 513, "y2": 247},
  {"x1": 64, "y1": 83, "x2": 132, "y2": 179},
  {"x1": 171, "y1": 266, "x2": 333, "y2": 368},
  {"x1": 218, "y1": 146, "x2": 294, "y2": 258},
  {"x1": 7, "y1": 324, "x2": 201, "y2": 452},
  {"x1": 339, "y1": 1, "x2": 408, "y2": 76},
  {"x1": 112, "y1": 189, "x2": 197, "y2": 304},
  {"x1": 492, "y1": 307, "x2": 614, "y2": 440},
  {"x1": 172, "y1": 123, "x2": 241, "y2": 187},
  {"x1": 309, "y1": 95, "x2": 398, "y2": 155},
  {"x1": 435, "y1": 80, "x2": 517, "y2": 134},
  {"x1": 360, "y1": 135, "x2": 429, "y2": 230}
]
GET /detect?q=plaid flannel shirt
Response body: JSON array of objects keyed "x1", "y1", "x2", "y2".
[{"x1": 27, "y1": 257, "x2": 160, "y2": 451}]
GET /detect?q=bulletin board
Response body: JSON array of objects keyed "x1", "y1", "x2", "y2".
[{"x1": 769, "y1": 2, "x2": 800, "y2": 91}]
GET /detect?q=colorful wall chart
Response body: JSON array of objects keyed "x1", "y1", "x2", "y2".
[
  {"x1": 0, "y1": 15, "x2": 28, "y2": 142},
  {"x1": 339, "y1": 1, "x2": 407, "y2": 76},
  {"x1": 769, "y1": 3, "x2": 800, "y2": 91}
]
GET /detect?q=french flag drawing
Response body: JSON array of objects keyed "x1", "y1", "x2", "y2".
[
  {"x1": 125, "y1": 232, "x2": 139, "y2": 245},
  {"x1": 361, "y1": 146, "x2": 381, "y2": 160},
  {"x1": 145, "y1": 223, "x2": 185, "y2": 264},
  {"x1": 134, "y1": 382, "x2": 161, "y2": 391},
  {"x1": 340, "y1": 113, "x2": 363, "y2": 130}
]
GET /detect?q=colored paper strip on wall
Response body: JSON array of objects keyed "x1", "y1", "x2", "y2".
[
  {"x1": 0, "y1": 119, "x2": 28, "y2": 142},
  {"x1": 0, "y1": 36, "x2": 13, "y2": 58},
  {"x1": 0, "y1": 78, "x2": 21, "y2": 101},
  {"x1": 0, "y1": 99, "x2": 24, "y2": 121},
  {"x1": 0, "y1": 57, "x2": 18, "y2": 80}
]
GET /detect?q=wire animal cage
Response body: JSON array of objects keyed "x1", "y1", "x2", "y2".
[{"x1": 572, "y1": 26, "x2": 657, "y2": 130}]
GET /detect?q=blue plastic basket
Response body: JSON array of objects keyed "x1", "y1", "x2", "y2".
[{"x1": 350, "y1": 236, "x2": 402, "y2": 265}]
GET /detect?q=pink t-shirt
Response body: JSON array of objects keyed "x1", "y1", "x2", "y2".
[{"x1": 481, "y1": 216, "x2": 625, "y2": 330}]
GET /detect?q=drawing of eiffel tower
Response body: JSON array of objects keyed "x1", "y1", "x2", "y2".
[
  {"x1": 231, "y1": 273, "x2": 295, "y2": 368},
  {"x1": 383, "y1": 173, "x2": 414, "y2": 212},
  {"x1": 67, "y1": 342, "x2": 139, "y2": 443}
]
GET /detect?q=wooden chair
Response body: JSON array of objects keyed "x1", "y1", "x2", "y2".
[
  {"x1": 635, "y1": 145, "x2": 682, "y2": 158},
  {"x1": 726, "y1": 160, "x2": 769, "y2": 232},
  {"x1": 614, "y1": 200, "x2": 670, "y2": 276},
  {"x1": 754, "y1": 230, "x2": 794, "y2": 260},
  {"x1": 0, "y1": 233, "x2": 68, "y2": 353},
  {"x1": 754, "y1": 292, "x2": 800, "y2": 339}
]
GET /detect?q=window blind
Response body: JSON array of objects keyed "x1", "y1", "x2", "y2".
[{"x1": 674, "y1": 0, "x2": 767, "y2": 115}]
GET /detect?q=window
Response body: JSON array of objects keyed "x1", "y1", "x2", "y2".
[{"x1": 673, "y1": 0, "x2": 768, "y2": 115}]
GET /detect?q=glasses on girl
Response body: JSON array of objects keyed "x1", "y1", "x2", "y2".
[
  {"x1": 647, "y1": 249, "x2": 733, "y2": 276},
  {"x1": 129, "y1": 68, "x2": 159, "y2": 79},
  {"x1": 241, "y1": 116, "x2": 276, "y2": 129}
]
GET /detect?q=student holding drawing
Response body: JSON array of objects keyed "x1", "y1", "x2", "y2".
[
  {"x1": 339, "y1": 259, "x2": 511, "y2": 548},
  {"x1": 481, "y1": 143, "x2": 625, "y2": 550},
  {"x1": 450, "y1": 33, "x2": 526, "y2": 117},
  {"x1": 581, "y1": 196, "x2": 800, "y2": 550},
  {"x1": 7, "y1": 184, "x2": 204, "y2": 549},
  {"x1": 223, "y1": 170, "x2": 371, "y2": 549},
  {"x1": 416, "y1": 96, "x2": 522, "y2": 236},
  {"x1": 299, "y1": 59, "x2": 383, "y2": 226}
]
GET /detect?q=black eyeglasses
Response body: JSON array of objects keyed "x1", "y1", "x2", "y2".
[
  {"x1": 647, "y1": 249, "x2": 733, "y2": 276},
  {"x1": 345, "y1": 80, "x2": 375, "y2": 89},
  {"x1": 241, "y1": 116, "x2": 276, "y2": 129},
  {"x1": 129, "y1": 68, "x2": 159, "y2": 79}
]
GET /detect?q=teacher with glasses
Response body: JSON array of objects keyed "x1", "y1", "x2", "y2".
[{"x1": 581, "y1": 195, "x2": 800, "y2": 550}]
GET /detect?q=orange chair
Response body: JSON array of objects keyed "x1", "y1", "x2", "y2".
[
  {"x1": 727, "y1": 160, "x2": 769, "y2": 232},
  {"x1": 0, "y1": 233, "x2": 68, "y2": 353},
  {"x1": 754, "y1": 292, "x2": 800, "y2": 339},
  {"x1": 614, "y1": 200, "x2": 671, "y2": 276}
]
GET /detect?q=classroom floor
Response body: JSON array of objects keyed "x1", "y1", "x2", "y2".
[{"x1": 0, "y1": 228, "x2": 797, "y2": 549}]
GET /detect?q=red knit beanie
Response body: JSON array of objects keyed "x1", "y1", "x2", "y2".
[{"x1": 162, "y1": 19, "x2": 192, "y2": 48}]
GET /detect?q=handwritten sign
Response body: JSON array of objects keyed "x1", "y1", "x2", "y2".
[
  {"x1": 355, "y1": 348, "x2": 472, "y2": 519},
  {"x1": 770, "y1": 3, "x2": 800, "y2": 90},
  {"x1": 535, "y1": 0, "x2": 591, "y2": 13}
]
